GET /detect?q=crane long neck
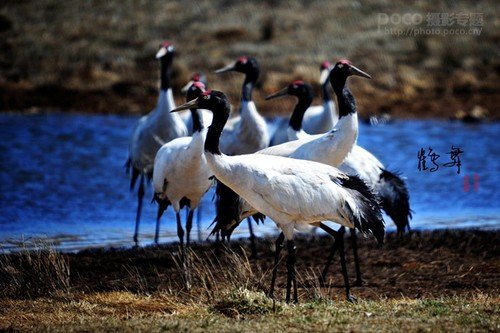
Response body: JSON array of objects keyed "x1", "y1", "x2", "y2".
[
  {"x1": 322, "y1": 80, "x2": 332, "y2": 102},
  {"x1": 190, "y1": 108, "x2": 203, "y2": 133},
  {"x1": 332, "y1": 77, "x2": 356, "y2": 119},
  {"x1": 205, "y1": 108, "x2": 229, "y2": 155},
  {"x1": 241, "y1": 71, "x2": 258, "y2": 101},
  {"x1": 289, "y1": 95, "x2": 313, "y2": 131},
  {"x1": 160, "y1": 55, "x2": 173, "y2": 90}
]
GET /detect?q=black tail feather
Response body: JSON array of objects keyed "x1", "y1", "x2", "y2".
[
  {"x1": 376, "y1": 169, "x2": 412, "y2": 235},
  {"x1": 211, "y1": 180, "x2": 265, "y2": 239},
  {"x1": 157, "y1": 199, "x2": 169, "y2": 220},
  {"x1": 339, "y1": 174, "x2": 385, "y2": 246},
  {"x1": 153, "y1": 193, "x2": 171, "y2": 220},
  {"x1": 211, "y1": 180, "x2": 243, "y2": 238},
  {"x1": 252, "y1": 213, "x2": 266, "y2": 224}
]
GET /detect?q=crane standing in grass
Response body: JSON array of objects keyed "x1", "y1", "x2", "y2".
[
  {"x1": 126, "y1": 41, "x2": 188, "y2": 246},
  {"x1": 152, "y1": 82, "x2": 212, "y2": 284},
  {"x1": 172, "y1": 89, "x2": 384, "y2": 303},
  {"x1": 267, "y1": 78, "x2": 413, "y2": 284}
]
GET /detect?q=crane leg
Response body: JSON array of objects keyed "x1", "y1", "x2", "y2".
[
  {"x1": 247, "y1": 217, "x2": 258, "y2": 259},
  {"x1": 124, "y1": 158, "x2": 131, "y2": 175},
  {"x1": 154, "y1": 205, "x2": 161, "y2": 245},
  {"x1": 350, "y1": 228, "x2": 364, "y2": 286},
  {"x1": 186, "y1": 209, "x2": 194, "y2": 290},
  {"x1": 337, "y1": 227, "x2": 355, "y2": 302},
  {"x1": 269, "y1": 232, "x2": 284, "y2": 299},
  {"x1": 320, "y1": 238, "x2": 338, "y2": 286},
  {"x1": 319, "y1": 224, "x2": 356, "y2": 303},
  {"x1": 176, "y1": 212, "x2": 190, "y2": 289},
  {"x1": 285, "y1": 239, "x2": 298, "y2": 303},
  {"x1": 196, "y1": 203, "x2": 203, "y2": 242},
  {"x1": 176, "y1": 212, "x2": 185, "y2": 260},
  {"x1": 133, "y1": 174, "x2": 145, "y2": 246},
  {"x1": 130, "y1": 166, "x2": 139, "y2": 191},
  {"x1": 213, "y1": 231, "x2": 222, "y2": 256},
  {"x1": 186, "y1": 209, "x2": 194, "y2": 248}
]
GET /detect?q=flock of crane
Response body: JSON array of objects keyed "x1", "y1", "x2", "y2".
[{"x1": 125, "y1": 41, "x2": 412, "y2": 303}]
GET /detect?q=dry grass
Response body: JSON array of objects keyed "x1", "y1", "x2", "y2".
[
  {"x1": 0, "y1": 242, "x2": 70, "y2": 299},
  {"x1": 0, "y1": 230, "x2": 499, "y2": 331},
  {"x1": 1, "y1": 291, "x2": 498, "y2": 332},
  {"x1": 0, "y1": 0, "x2": 498, "y2": 118}
]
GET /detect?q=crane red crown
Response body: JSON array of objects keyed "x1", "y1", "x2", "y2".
[
  {"x1": 237, "y1": 56, "x2": 248, "y2": 64},
  {"x1": 338, "y1": 59, "x2": 352, "y2": 66},
  {"x1": 321, "y1": 61, "x2": 331, "y2": 69},
  {"x1": 192, "y1": 82, "x2": 205, "y2": 90},
  {"x1": 160, "y1": 41, "x2": 172, "y2": 48}
]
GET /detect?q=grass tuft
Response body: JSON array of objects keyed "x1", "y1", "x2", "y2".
[
  {"x1": 0, "y1": 242, "x2": 70, "y2": 299},
  {"x1": 212, "y1": 287, "x2": 279, "y2": 317}
]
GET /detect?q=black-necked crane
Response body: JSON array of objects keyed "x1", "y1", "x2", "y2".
[
  {"x1": 171, "y1": 89, "x2": 384, "y2": 303},
  {"x1": 212, "y1": 60, "x2": 368, "y2": 252},
  {"x1": 214, "y1": 56, "x2": 269, "y2": 155},
  {"x1": 126, "y1": 41, "x2": 188, "y2": 246},
  {"x1": 270, "y1": 61, "x2": 337, "y2": 145},
  {"x1": 266, "y1": 80, "x2": 315, "y2": 142},
  {"x1": 152, "y1": 82, "x2": 212, "y2": 284},
  {"x1": 265, "y1": 76, "x2": 412, "y2": 285},
  {"x1": 265, "y1": 64, "x2": 412, "y2": 240},
  {"x1": 213, "y1": 56, "x2": 270, "y2": 257}
]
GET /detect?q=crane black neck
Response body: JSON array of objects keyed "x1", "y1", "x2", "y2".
[
  {"x1": 331, "y1": 77, "x2": 356, "y2": 119},
  {"x1": 205, "y1": 101, "x2": 230, "y2": 155},
  {"x1": 190, "y1": 108, "x2": 203, "y2": 133},
  {"x1": 289, "y1": 94, "x2": 314, "y2": 131},
  {"x1": 322, "y1": 80, "x2": 332, "y2": 102},
  {"x1": 335, "y1": 86, "x2": 356, "y2": 119},
  {"x1": 241, "y1": 70, "x2": 259, "y2": 102},
  {"x1": 160, "y1": 55, "x2": 173, "y2": 90}
]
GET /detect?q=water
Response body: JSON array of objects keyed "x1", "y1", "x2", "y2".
[{"x1": 0, "y1": 113, "x2": 498, "y2": 252}]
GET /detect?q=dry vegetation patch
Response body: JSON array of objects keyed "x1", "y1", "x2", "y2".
[{"x1": 0, "y1": 230, "x2": 498, "y2": 331}]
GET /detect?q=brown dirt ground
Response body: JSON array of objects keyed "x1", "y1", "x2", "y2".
[
  {"x1": 1, "y1": 229, "x2": 498, "y2": 332},
  {"x1": 20, "y1": 229, "x2": 496, "y2": 302}
]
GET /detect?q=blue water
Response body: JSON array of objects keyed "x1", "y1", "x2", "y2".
[{"x1": 0, "y1": 113, "x2": 498, "y2": 251}]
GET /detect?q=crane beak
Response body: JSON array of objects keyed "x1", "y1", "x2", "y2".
[
  {"x1": 181, "y1": 80, "x2": 194, "y2": 93},
  {"x1": 319, "y1": 67, "x2": 332, "y2": 85},
  {"x1": 349, "y1": 65, "x2": 371, "y2": 79},
  {"x1": 155, "y1": 47, "x2": 168, "y2": 59},
  {"x1": 265, "y1": 87, "x2": 289, "y2": 100},
  {"x1": 214, "y1": 61, "x2": 236, "y2": 74},
  {"x1": 171, "y1": 98, "x2": 199, "y2": 112},
  {"x1": 155, "y1": 45, "x2": 174, "y2": 59}
]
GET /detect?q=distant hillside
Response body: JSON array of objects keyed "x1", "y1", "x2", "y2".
[{"x1": 0, "y1": 0, "x2": 498, "y2": 119}]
